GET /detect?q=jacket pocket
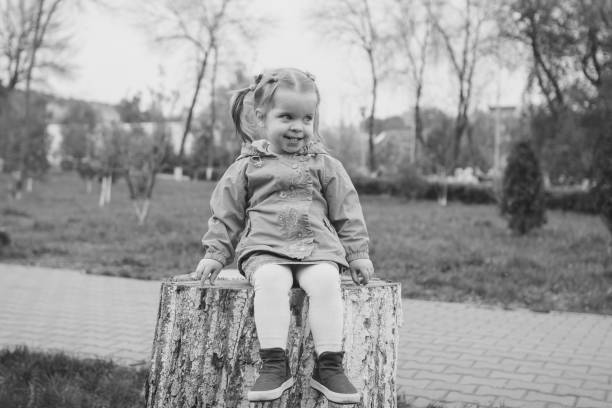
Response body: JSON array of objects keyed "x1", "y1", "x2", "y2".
[
  {"x1": 323, "y1": 217, "x2": 336, "y2": 235},
  {"x1": 242, "y1": 218, "x2": 252, "y2": 239}
]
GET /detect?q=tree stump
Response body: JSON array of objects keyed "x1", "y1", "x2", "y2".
[{"x1": 145, "y1": 275, "x2": 402, "y2": 408}]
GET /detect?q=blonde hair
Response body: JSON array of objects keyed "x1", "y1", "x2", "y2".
[{"x1": 230, "y1": 68, "x2": 321, "y2": 143}]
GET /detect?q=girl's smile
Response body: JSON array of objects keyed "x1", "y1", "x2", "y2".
[{"x1": 256, "y1": 88, "x2": 318, "y2": 155}]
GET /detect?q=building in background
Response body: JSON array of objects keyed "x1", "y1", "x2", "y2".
[{"x1": 46, "y1": 97, "x2": 193, "y2": 167}]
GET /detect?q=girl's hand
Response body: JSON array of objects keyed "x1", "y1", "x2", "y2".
[
  {"x1": 349, "y1": 259, "x2": 374, "y2": 286},
  {"x1": 194, "y1": 258, "x2": 224, "y2": 286},
  {"x1": 173, "y1": 258, "x2": 224, "y2": 286}
]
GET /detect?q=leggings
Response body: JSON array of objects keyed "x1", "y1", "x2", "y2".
[{"x1": 250, "y1": 263, "x2": 343, "y2": 353}]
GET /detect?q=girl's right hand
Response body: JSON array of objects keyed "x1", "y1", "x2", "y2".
[
  {"x1": 174, "y1": 258, "x2": 224, "y2": 286},
  {"x1": 194, "y1": 258, "x2": 224, "y2": 286}
]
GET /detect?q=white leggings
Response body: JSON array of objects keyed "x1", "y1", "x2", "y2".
[{"x1": 250, "y1": 263, "x2": 343, "y2": 353}]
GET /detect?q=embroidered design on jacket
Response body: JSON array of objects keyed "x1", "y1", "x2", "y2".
[
  {"x1": 278, "y1": 207, "x2": 299, "y2": 238},
  {"x1": 278, "y1": 207, "x2": 312, "y2": 241}
]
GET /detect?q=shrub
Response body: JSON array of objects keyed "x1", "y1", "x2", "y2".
[
  {"x1": 348, "y1": 162, "x2": 599, "y2": 216},
  {"x1": 60, "y1": 158, "x2": 75, "y2": 171},
  {"x1": 422, "y1": 182, "x2": 497, "y2": 204},
  {"x1": 351, "y1": 174, "x2": 498, "y2": 204},
  {"x1": 391, "y1": 162, "x2": 429, "y2": 199},
  {"x1": 351, "y1": 174, "x2": 398, "y2": 195},
  {"x1": 76, "y1": 159, "x2": 98, "y2": 181},
  {"x1": 0, "y1": 230, "x2": 10, "y2": 247},
  {"x1": 193, "y1": 166, "x2": 225, "y2": 181},
  {"x1": 593, "y1": 133, "x2": 612, "y2": 237},
  {"x1": 500, "y1": 140, "x2": 547, "y2": 234},
  {"x1": 545, "y1": 188, "x2": 599, "y2": 214}
]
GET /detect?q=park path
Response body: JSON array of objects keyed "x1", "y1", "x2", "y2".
[{"x1": 1, "y1": 263, "x2": 611, "y2": 408}]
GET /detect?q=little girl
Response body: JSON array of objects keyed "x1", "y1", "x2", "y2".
[{"x1": 190, "y1": 68, "x2": 373, "y2": 404}]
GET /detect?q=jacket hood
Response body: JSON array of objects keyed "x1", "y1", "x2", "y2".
[{"x1": 236, "y1": 139, "x2": 329, "y2": 160}]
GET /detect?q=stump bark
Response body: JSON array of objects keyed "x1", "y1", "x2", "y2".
[{"x1": 145, "y1": 276, "x2": 402, "y2": 408}]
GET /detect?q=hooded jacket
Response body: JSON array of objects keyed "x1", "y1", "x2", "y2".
[{"x1": 201, "y1": 140, "x2": 370, "y2": 273}]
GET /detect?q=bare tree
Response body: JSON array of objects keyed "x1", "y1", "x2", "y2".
[
  {"x1": 427, "y1": 0, "x2": 494, "y2": 170},
  {"x1": 312, "y1": 0, "x2": 392, "y2": 173},
  {"x1": 392, "y1": 0, "x2": 433, "y2": 163},
  {"x1": 96, "y1": 123, "x2": 127, "y2": 207},
  {"x1": 122, "y1": 86, "x2": 178, "y2": 224},
  {"x1": 93, "y1": 112, "x2": 170, "y2": 224},
  {"x1": 0, "y1": 0, "x2": 75, "y2": 196},
  {"x1": 497, "y1": 1, "x2": 571, "y2": 117},
  {"x1": 124, "y1": 123, "x2": 167, "y2": 225},
  {"x1": 143, "y1": 0, "x2": 259, "y2": 162}
]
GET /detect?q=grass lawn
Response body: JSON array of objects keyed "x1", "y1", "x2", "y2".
[
  {"x1": 1, "y1": 171, "x2": 611, "y2": 314},
  {"x1": 0, "y1": 346, "x2": 147, "y2": 408}
]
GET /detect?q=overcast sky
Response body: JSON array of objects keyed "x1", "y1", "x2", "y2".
[{"x1": 50, "y1": 0, "x2": 525, "y2": 127}]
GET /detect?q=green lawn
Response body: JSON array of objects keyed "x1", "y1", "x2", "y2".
[
  {"x1": 2, "y1": 171, "x2": 611, "y2": 314},
  {"x1": 0, "y1": 346, "x2": 147, "y2": 408}
]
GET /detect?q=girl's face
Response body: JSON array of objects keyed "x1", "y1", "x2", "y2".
[{"x1": 256, "y1": 88, "x2": 317, "y2": 155}]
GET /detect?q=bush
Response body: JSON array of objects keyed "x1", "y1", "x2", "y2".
[
  {"x1": 60, "y1": 158, "x2": 75, "y2": 172},
  {"x1": 422, "y1": 182, "x2": 497, "y2": 204},
  {"x1": 500, "y1": 140, "x2": 547, "y2": 234},
  {"x1": 391, "y1": 163, "x2": 429, "y2": 199},
  {"x1": 593, "y1": 133, "x2": 612, "y2": 236},
  {"x1": 193, "y1": 166, "x2": 226, "y2": 181},
  {"x1": 0, "y1": 230, "x2": 10, "y2": 247},
  {"x1": 351, "y1": 173, "x2": 498, "y2": 204},
  {"x1": 545, "y1": 188, "x2": 599, "y2": 214},
  {"x1": 76, "y1": 159, "x2": 98, "y2": 180},
  {"x1": 351, "y1": 174, "x2": 398, "y2": 196},
  {"x1": 348, "y1": 162, "x2": 599, "y2": 216}
]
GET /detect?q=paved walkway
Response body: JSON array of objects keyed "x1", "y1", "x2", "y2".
[{"x1": 1, "y1": 263, "x2": 611, "y2": 408}]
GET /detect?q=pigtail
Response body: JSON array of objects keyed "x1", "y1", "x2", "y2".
[
  {"x1": 230, "y1": 86, "x2": 254, "y2": 143},
  {"x1": 230, "y1": 73, "x2": 269, "y2": 144}
]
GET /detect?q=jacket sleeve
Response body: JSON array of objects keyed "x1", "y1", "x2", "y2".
[
  {"x1": 323, "y1": 157, "x2": 370, "y2": 262},
  {"x1": 201, "y1": 159, "x2": 248, "y2": 266}
]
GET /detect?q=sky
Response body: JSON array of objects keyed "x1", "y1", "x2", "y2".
[{"x1": 50, "y1": 0, "x2": 526, "y2": 127}]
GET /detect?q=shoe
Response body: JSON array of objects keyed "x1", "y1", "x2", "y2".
[
  {"x1": 310, "y1": 351, "x2": 361, "y2": 404},
  {"x1": 247, "y1": 348, "x2": 294, "y2": 401}
]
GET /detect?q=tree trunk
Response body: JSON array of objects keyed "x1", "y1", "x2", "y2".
[
  {"x1": 99, "y1": 176, "x2": 112, "y2": 207},
  {"x1": 207, "y1": 44, "x2": 218, "y2": 177},
  {"x1": 413, "y1": 86, "x2": 423, "y2": 164},
  {"x1": 98, "y1": 177, "x2": 107, "y2": 207},
  {"x1": 367, "y1": 48, "x2": 378, "y2": 174},
  {"x1": 145, "y1": 278, "x2": 401, "y2": 408},
  {"x1": 133, "y1": 199, "x2": 151, "y2": 225},
  {"x1": 437, "y1": 166, "x2": 448, "y2": 207},
  {"x1": 178, "y1": 48, "x2": 211, "y2": 160}
]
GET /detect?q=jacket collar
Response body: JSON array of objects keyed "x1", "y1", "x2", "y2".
[{"x1": 236, "y1": 139, "x2": 328, "y2": 160}]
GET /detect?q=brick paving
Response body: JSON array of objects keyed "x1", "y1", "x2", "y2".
[
  {"x1": 0, "y1": 263, "x2": 160, "y2": 365},
  {"x1": 1, "y1": 263, "x2": 611, "y2": 407},
  {"x1": 400, "y1": 300, "x2": 612, "y2": 408}
]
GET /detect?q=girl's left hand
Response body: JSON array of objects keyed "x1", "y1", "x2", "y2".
[{"x1": 349, "y1": 259, "x2": 374, "y2": 286}]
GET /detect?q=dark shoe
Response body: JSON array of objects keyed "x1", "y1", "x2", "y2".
[
  {"x1": 247, "y1": 348, "x2": 294, "y2": 401},
  {"x1": 310, "y1": 351, "x2": 360, "y2": 404}
]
